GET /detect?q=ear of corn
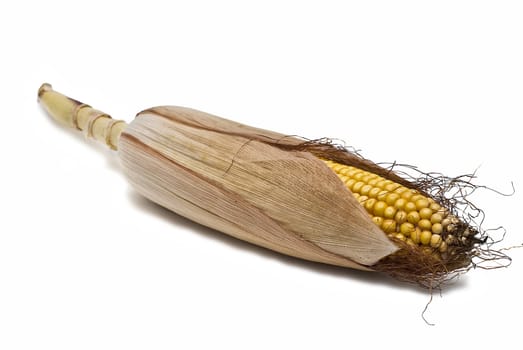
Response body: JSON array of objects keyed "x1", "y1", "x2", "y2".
[{"x1": 38, "y1": 84, "x2": 494, "y2": 287}]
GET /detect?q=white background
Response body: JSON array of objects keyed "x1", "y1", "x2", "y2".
[{"x1": 1, "y1": 1, "x2": 522, "y2": 349}]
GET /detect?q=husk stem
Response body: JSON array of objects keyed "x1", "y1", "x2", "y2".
[{"x1": 38, "y1": 83, "x2": 127, "y2": 150}]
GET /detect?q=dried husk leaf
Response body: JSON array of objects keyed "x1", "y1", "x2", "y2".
[{"x1": 119, "y1": 106, "x2": 399, "y2": 269}]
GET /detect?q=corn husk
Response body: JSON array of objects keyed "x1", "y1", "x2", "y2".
[{"x1": 119, "y1": 106, "x2": 398, "y2": 269}]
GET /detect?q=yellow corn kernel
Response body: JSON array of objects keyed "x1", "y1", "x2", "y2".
[
  {"x1": 364, "y1": 198, "x2": 377, "y2": 213},
  {"x1": 430, "y1": 213, "x2": 443, "y2": 224},
  {"x1": 418, "y1": 219, "x2": 432, "y2": 231},
  {"x1": 361, "y1": 175, "x2": 374, "y2": 183},
  {"x1": 394, "y1": 187, "x2": 408, "y2": 195},
  {"x1": 352, "y1": 181, "x2": 365, "y2": 193},
  {"x1": 383, "y1": 206, "x2": 397, "y2": 219},
  {"x1": 401, "y1": 190, "x2": 415, "y2": 200},
  {"x1": 377, "y1": 191, "x2": 389, "y2": 202},
  {"x1": 394, "y1": 198, "x2": 407, "y2": 210},
  {"x1": 430, "y1": 202, "x2": 441, "y2": 211},
  {"x1": 419, "y1": 207, "x2": 433, "y2": 220},
  {"x1": 357, "y1": 195, "x2": 369, "y2": 204},
  {"x1": 338, "y1": 166, "x2": 349, "y2": 175},
  {"x1": 400, "y1": 222, "x2": 415, "y2": 236},
  {"x1": 432, "y1": 223, "x2": 443, "y2": 234},
  {"x1": 430, "y1": 234, "x2": 442, "y2": 248},
  {"x1": 406, "y1": 211, "x2": 420, "y2": 225},
  {"x1": 368, "y1": 187, "x2": 381, "y2": 198},
  {"x1": 410, "y1": 228, "x2": 421, "y2": 244},
  {"x1": 360, "y1": 184, "x2": 372, "y2": 196},
  {"x1": 372, "y1": 216, "x2": 384, "y2": 227},
  {"x1": 420, "y1": 230, "x2": 432, "y2": 246},
  {"x1": 353, "y1": 172, "x2": 365, "y2": 181},
  {"x1": 368, "y1": 178, "x2": 380, "y2": 186},
  {"x1": 382, "y1": 219, "x2": 397, "y2": 233},
  {"x1": 394, "y1": 210, "x2": 407, "y2": 224},
  {"x1": 385, "y1": 193, "x2": 400, "y2": 206},
  {"x1": 411, "y1": 194, "x2": 424, "y2": 202},
  {"x1": 331, "y1": 163, "x2": 344, "y2": 172},
  {"x1": 345, "y1": 179, "x2": 357, "y2": 189},
  {"x1": 373, "y1": 201, "x2": 387, "y2": 217},
  {"x1": 376, "y1": 180, "x2": 388, "y2": 189},
  {"x1": 415, "y1": 198, "x2": 430, "y2": 210},
  {"x1": 404, "y1": 202, "x2": 417, "y2": 213}
]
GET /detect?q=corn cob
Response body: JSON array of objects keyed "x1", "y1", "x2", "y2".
[
  {"x1": 323, "y1": 160, "x2": 467, "y2": 256},
  {"x1": 38, "y1": 83, "x2": 503, "y2": 287}
]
